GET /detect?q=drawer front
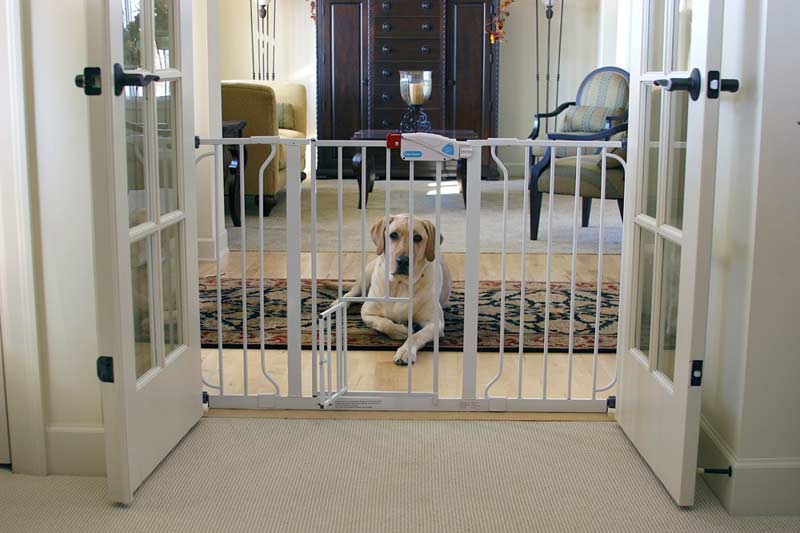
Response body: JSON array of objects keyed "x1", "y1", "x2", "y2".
[
  {"x1": 375, "y1": 38, "x2": 439, "y2": 60},
  {"x1": 374, "y1": 17, "x2": 439, "y2": 37},
  {"x1": 371, "y1": 0, "x2": 439, "y2": 17},
  {"x1": 373, "y1": 84, "x2": 442, "y2": 109},
  {"x1": 372, "y1": 62, "x2": 441, "y2": 85},
  {"x1": 373, "y1": 108, "x2": 443, "y2": 130}
]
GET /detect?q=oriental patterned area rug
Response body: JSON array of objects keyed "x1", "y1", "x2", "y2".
[{"x1": 199, "y1": 278, "x2": 619, "y2": 353}]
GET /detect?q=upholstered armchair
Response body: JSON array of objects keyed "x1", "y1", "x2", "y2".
[
  {"x1": 528, "y1": 67, "x2": 629, "y2": 240},
  {"x1": 221, "y1": 81, "x2": 307, "y2": 222}
]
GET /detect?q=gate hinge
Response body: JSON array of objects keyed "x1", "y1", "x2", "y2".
[
  {"x1": 202, "y1": 391, "x2": 209, "y2": 405},
  {"x1": 690, "y1": 360, "x2": 703, "y2": 386},
  {"x1": 96, "y1": 356, "x2": 114, "y2": 383},
  {"x1": 606, "y1": 395, "x2": 616, "y2": 410}
]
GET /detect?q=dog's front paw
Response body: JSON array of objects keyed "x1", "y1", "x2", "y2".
[
  {"x1": 383, "y1": 323, "x2": 410, "y2": 340},
  {"x1": 393, "y1": 342, "x2": 417, "y2": 365}
]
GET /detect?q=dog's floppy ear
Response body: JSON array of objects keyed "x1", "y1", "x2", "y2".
[
  {"x1": 371, "y1": 216, "x2": 393, "y2": 255},
  {"x1": 422, "y1": 220, "x2": 443, "y2": 262}
]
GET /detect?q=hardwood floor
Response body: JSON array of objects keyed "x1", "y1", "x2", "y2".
[{"x1": 200, "y1": 252, "x2": 620, "y2": 405}]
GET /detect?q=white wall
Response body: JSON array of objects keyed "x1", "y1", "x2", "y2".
[
  {"x1": 498, "y1": 0, "x2": 603, "y2": 138},
  {"x1": 22, "y1": 0, "x2": 105, "y2": 475},
  {"x1": 194, "y1": 0, "x2": 225, "y2": 261},
  {"x1": 218, "y1": 0, "x2": 318, "y2": 137},
  {"x1": 700, "y1": 0, "x2": 800, "y2": 516}
]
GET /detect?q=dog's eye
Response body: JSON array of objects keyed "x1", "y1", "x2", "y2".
[
  {"x1": 389, "y1": 232, "x2": 399, "y2": 240},
  {"x1": 413, "y1": 234, "x2": 422, "y2": 243}
]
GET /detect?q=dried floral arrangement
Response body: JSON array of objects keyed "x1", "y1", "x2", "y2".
[{"x1": 486, "y1": 0, "x2": 515, "y2": 44}]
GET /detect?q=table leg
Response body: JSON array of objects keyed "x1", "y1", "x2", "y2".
[
  {"x1": 227, "y1": 145, "x2": 243, "y2": 227},
  {"x1": 458, "y1": 157, "x2": 467, "y2": 208},
  {"x1": 352, "y1": 150, "x2": 374, "y2": 209}
]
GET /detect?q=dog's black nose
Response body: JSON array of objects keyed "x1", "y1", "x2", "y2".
[{"x1": 397, "y1": 255, "x2": 409, "y2": 266}]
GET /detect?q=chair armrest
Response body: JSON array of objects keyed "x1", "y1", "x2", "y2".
[
  {"x1": 546, "y1": 123, "x2": 628, "y2": 142},
  {"x1": 529, "y1": 101, "x2": 577, "y2": 139},
  {"x1": 605, "y1": 111, "x2": 628, "y2": 129}
]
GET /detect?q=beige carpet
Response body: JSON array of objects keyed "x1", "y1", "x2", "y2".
[
  {"x1": 227, "y1": 178, "x2": 624, "y2": 254},
  {"x1": 2, "y1": 419, "x2": 800, "y2": 532}
]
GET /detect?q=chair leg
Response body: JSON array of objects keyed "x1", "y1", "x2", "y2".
[
  {"x1": 262, "y1": 195, "x2": 277, "y2": 217},
  {"x1": 228, "y1": 173, "x2": 241, "y2": 227},
  {"x1": 530, "y1": 186, "x2": 543, "y2": 241},
  {"x1": 582, "y1": 197, "x2": 592, "y2": 227},
  {"x1": 617, "y1": 199, "x2": 624, "y2": 219}
]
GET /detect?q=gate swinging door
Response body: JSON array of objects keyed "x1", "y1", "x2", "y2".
[
  {"x1": 93, "y1": 0, "x2": 201, "y2": 504},
  {"x1": 617, "y1": 0, "x2": 735, "y2": 506}
]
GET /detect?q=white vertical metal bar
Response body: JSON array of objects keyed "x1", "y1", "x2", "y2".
[
  {"x1": 336, "y1": 306, "x2": 342, "y2": 391},
  {"x1": 326, "y1": 315, "x2": 333, "y2": 401},
  {"x1": 484, "y1": 146, "x2": 509, "y2": 398},
  {"x1": 567, "y1": 147, "x2": 582, "y2": 400},
  {"x1": 318, "y1": 316, "x2": 326, "y2": 404},
  {"x1": 239, "y1": 142, "x2": 248, "y2": 397},
  {"x1": 337, "y1": 147, "x2": 343, "y2": 299},
  {"x1": 360, "y1": 146, "x2": 367, "y2": 300},
  {"x1": 286, "y1": 143, "x2": 302, "y2": 397},
  {"x1": 407, "y1": 160, "x2": 415, "y2": 392},
  {"x1": 462, "y1": 147, "x2": 482, "y2": 399},
  {"x1": 214, "y1": 145, "x2": 225, "y2": 395},
  {"x1": 384, "y1": 148, "x2": 391, "y2": 295},
  {"x1": 310, "y1": 143, "x2": 319, "y2": 397},
  {"x1": 592, "y1": 148, "x2": 608, "y2": 400},
  {"x1": 433, "y1": 161, "x2": 442, "y2": 398},
  {"x1": 542, "y1": 148, "x2": 556, "y2": 400},
  {"x1": 258, "y1": 145, "x2": 280, "y2": 395},
  {"x1": 517, "y1": 146, "x2": 531, "y2": 399},
  {"x1": 342, "y1": 302, "x2": 349, "y2": 390}
]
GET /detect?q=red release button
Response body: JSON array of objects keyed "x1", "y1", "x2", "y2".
[{"x1": 386, "y1": 133, "x2": 401, "y2": 149}]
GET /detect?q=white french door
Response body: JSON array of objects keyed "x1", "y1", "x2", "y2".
[
  {"x1": 94, "y1": 0, "x2": 200, "y2": 504},
  {"x1": 617, "y1": 0, "x2": 728, "y2": 506}
]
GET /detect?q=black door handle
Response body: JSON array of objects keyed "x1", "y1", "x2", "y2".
[
  {"x1": 707, "y1": 70, "x2": 740, "y2": 99},
  {"x1": 114, "y1": 63, "x2": 160, "y2": 96},
  {"x1": 654, "y1": 68, "x2": 702, "y2": 101},
  {"x1": 75, "y1": 67, "x2": 102, "y2": 96},
  {"x1": 382, "y1": 23, "x2": 392, "y2": 31}
]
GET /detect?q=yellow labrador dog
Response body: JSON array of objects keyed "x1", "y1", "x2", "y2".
[{"x1": 345, "y1": 214, "x2": 451, "y2": 365}]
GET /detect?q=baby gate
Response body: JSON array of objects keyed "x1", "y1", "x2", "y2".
[{"x1": 195, "y1": 134, "x2": 626, "y2": 412}]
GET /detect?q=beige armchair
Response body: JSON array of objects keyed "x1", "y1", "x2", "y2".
[{"x1": 221, "y1": 81, "x2": 307, "y2": 221}]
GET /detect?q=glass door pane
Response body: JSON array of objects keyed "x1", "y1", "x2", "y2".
[
  {"x1": 665, "y1": 92, "x2": 689, "y2": 229},
  {"x1": 156, "y1": 80, "x2": 179, "y2": 214},
  {"x1": 641, "y1": 85, "x2": 662, "y2": 218},
  {"x1": 126, "y1": 86, "x2": 149, "y2": 227},
  {"x1": 634, "y1": 229, "x2": 656, "y2": 358},
  {"x1": 673, "y1": 0, "x2": 694, "y2": 71},
  {"x1": 131, "y1": 237, "x2": 156, "y2": 378},
  {"x1": 646, "y1": 0, "x2": 666, "y2": 71},
  {"x1": 161, "y1": 223, "x2": 184, "y2": 355},
  {"x1": 656, "y1": 239, "x2": 681, "y2": 381},
  {"x1": 154, "y1": 0, "x2": 176, "y2": 69},
  {"x1": 122, "y1": 0, "x2": 144, "y2": 69}
]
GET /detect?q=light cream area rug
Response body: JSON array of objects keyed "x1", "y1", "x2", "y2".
[
  {"x1": 227, "y1": 178, "x2": 623, "y2": 254},
  {"x1": 2, "y1": 418, "x2": 799, "y2": 532}
]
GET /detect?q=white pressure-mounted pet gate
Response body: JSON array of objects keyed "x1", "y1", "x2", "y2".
[{"x1": 195, "y1": 134, "x2": 626, "y2": 412}]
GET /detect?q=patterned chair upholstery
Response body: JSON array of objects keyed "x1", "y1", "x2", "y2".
[{"x1": 528, "y1": 67, "x2": 630, "y2": 240}]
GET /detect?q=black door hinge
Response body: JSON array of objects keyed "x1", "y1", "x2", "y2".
[
  {"x1": 96, "y1": 356, "x2": 114, "y2": 383},
  {"x1": 74, "y1": 67, "x2": 102, "y2": 96},
  {"x1": 690, "y1": 360, "x2": 703, "y2": 386},
  {"x1": 606, "y1": 395, "x2": 616, "y2": 409}
]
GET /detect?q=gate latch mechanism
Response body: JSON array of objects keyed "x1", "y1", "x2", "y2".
[{"x1": 388, "y1": 133, "x2": 471, "y2": 161}]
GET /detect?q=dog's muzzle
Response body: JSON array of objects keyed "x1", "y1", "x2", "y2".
[{"x1": 394, "y1": 255, "x2": 410, "y2": 276}]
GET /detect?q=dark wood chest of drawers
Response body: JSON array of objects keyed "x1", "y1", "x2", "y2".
[{"x1": 316, "y1": 0, "x2": 500, "y2": 177}]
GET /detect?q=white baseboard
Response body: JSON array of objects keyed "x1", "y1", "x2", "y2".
[
  {"x1": 197, "y1": 230, "x2": 228, "y2": 262},
  {"x1": 700, "y1": 417, "x2": 800, "y2": 515},
  {"x1": 45, "y1": 425, "x2": 105, "y2": 476}
]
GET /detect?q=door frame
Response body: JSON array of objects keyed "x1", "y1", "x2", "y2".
[{"x1": 0, "y1": 0, "x2": 48, "y2": 475}]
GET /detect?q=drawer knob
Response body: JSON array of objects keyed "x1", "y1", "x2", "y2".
[
  {"x1": 381, "y1": 45, "x2": 391, "y2": 54},
  {"x1": 381, "y1": 93, "x2": 391, "y2": 103},
  {"x1": 381, "y1": 120, "x2": 392, "y2": 128},
  {"x1": 421, "y1": 23, "x2": 431, "y2": 31},
  {"x1": 420, "y1": 46, "x2": 431, "y2": 54},
  {"x1": 382, "y1": 23, "x2": 392, "y2": 31},
  {"x1": 421, "y1": 2, "x2": 432, "y2": 9},
  {"x1": 382, "y1": 1, "x2": 391, "y2": 10},
  {"x1": 381, "y1": 69, "x2": 392, "y2": 78}
]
